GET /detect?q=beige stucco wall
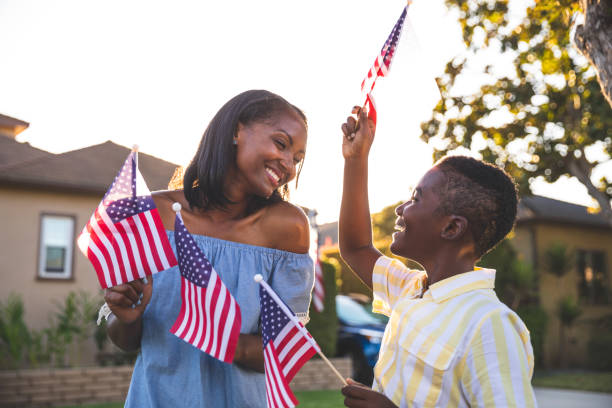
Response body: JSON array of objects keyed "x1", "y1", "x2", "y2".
[
  {"x1": 0, "y1": 187, "x2": 105, "y2": 365},
  {"x1": 514, "y1": 222, "x2": 612, "y2": 368}
]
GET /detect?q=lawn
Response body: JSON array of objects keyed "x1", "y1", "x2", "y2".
[
  {"x1": 533, "y1": 371, "x2": 612, "y2": 394},
  {"x1": 61, "y1": 390, "x2": 344, "y2": 408}
]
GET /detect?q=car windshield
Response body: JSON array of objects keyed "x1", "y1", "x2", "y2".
[{"x1": 336, "y1": 295, "x2": 388, "y2": 326}]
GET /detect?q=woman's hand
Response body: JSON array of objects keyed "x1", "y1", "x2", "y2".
[
  {"x1": 341, "y1": 378, "x2": 398, "y2": 408},
  {"x1": 233, "y1": 333, "x2": 265, "y2": 373},
  {"x1": 341, "y1": 106, "x2": 376, "y2": 161},
  {"x1": 104, "y1": 276, "x2": 153, "y2": 324}
]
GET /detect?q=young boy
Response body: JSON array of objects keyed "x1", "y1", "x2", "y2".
[{"x1": 338, "y1": 107, "x2": 537, "y2": 407}]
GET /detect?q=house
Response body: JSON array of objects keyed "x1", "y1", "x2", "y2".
[
  {"x1": 319, "y1": 195, "x2": 612, "y2": 368},
  {"x1": 0, "y1": 115, "x2": 178, "y2": 365},
  {"x1": 513, "y1": 195, "x2": 612, "y2": 368}
]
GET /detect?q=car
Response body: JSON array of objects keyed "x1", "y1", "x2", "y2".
[{"x1": 335, "y1": 294, "x2": 388, "y2": 385}]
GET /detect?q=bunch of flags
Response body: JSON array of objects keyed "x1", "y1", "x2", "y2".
[
  {"x1": 77, "y1": 149, "x2": 177, "y2": 289},
  {"x1": 360, "y1": 4, "x2": 408, "y2": 124}
]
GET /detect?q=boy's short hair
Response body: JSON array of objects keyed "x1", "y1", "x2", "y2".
[{"x1": 434, "y1": 156, "x2": 518, "y2": 257}]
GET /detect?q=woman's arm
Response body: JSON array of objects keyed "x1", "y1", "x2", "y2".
[
  {"x1": 234, "y1": 334, "x2": 265, "y2": 372},
  {"x1": 104, "y1": 277, "x2": 153, "y2": 352}
]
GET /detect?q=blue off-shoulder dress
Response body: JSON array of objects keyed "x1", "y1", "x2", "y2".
[{"x1": 124, "y1": 231, "x2": 314, "y2": 408}]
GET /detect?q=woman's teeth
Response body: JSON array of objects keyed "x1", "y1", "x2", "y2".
[{"x1": 266, "y1": 168, "x2": 280, "y2": 184}]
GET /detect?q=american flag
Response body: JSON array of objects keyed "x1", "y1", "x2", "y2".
[
  {"x1": 308, "y1": 213, "x2": 324, "y2": 313},
  {"x1": 360, "y1": 4, "x2": 408, "y2": 124},
  {"x1": 170, "y1": 210, "x2": 241, "y2": 363},
  {"x1": 259, "y1": 280, "x2": 320, "y2": 408},
  {"x1": 77, "y1": 150, "x2": 177, "y2": 289}
]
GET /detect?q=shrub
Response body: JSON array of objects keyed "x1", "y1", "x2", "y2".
[
  {"x1": 307, "y1": 258, "x2": 339, "y2": 357},
  {"x1": 517, "y1": 305, "x2": 548, "y2": 369},
  {"x1": 588, "y1": 334, "x2": 612, "y2": 371},
  {"x1": 0, "y1": 293, "x2": 31, "y2": 369},
  {"x1": 587, "y1": 314, "x2": 612, "y2": 370},
  {"x1": 0, "y1": 291, "x2": 101, "y2": 369}
]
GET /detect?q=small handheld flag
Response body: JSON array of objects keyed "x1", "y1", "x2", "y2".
[
  {"x1": 77, "y1": 147, "x2": 177, "y2": 289},
  {"x1": 360, "y1": 4, "x2": 409, "y2": 124},
  {"x1": 170, "y1": 203, "x2": 242, "y2": 363},
  {"x1": 255, "y1": 274, "x2": 346, "y2": 407}
]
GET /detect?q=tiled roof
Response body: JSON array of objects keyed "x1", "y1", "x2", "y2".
[
  {"x1": 0, "y1": 141, "x2": 178, "y2": 193},
  {"x1": 517, "y1": 195, "x2": 611, "y2": 229},
  {"x1": 0, "y1": 137, "x2": 52, "y2": 167}
]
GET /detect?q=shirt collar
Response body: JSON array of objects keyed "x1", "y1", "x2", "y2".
[{"x1": 424, "y1": 268, "x2": 496, "y2": 303}]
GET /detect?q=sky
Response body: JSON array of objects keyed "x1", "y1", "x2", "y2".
[{"x1": 0, "y1": 0, "x2": 600, "y2": 223}]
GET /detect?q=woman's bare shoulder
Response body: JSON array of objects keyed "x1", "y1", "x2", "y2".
[
  {"x1": 152, "y1": 190, "x2": 187, "y2": 229},
  {"x1": 262, "y1": 201, "x2": 310, "y2": 254}
]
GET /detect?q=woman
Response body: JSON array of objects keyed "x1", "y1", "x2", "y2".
[{"x1": 103, "y1": 90, "x2": 314, "y2": 407}]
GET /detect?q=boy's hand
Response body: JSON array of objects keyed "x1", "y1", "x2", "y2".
[
  {"x1": 341, "y1": 106, "x2": 376, "y2": 160},
  {"x1": 341, "y1": 378, "x2": 397, "y2": 408},
  {"x1": 104, "y1": 276, "x2": 153, "y2": 324}
]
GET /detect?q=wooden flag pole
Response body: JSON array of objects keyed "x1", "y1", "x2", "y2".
[
  {"x1": 254, "y1": 274, "x2": 348, "y2": 387},
  {"x1": 316, "y1": 349, "x2": 348, "y2": 387}
]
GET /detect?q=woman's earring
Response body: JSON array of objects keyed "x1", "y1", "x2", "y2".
[{"x1": 233, "y1": 139, "x2": 238, "y2": 145}]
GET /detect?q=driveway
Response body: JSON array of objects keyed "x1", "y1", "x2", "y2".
[{"x1": 535, "y1": 387, "x2": 612, "y2": 408}]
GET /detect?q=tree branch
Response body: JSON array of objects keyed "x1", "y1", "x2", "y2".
[
  {"x1": 566, "y1": 153, "x2": 612, "y2": 224},
  {"x1": 573, "y1": 0, "x2": 612, "y2": 108}
]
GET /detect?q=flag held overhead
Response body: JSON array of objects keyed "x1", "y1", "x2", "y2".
[{"x1": 360, "y1": 4, "x2": 409, "y2": 124}]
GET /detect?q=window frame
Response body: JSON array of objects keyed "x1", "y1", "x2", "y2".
[
  {"x1": 36, "y1": 213, "x2": 76, "y2": 281},
  {"x1": 576, "y1": 248, "x2": 610, "y2": 306}
]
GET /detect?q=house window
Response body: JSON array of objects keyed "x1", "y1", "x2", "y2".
[
  {"x1": 38, "y1": 215, "x2": 75, "y2": 279},
  {"x1": 577, "y1": 250, "x2": 610, "y2": 305}
]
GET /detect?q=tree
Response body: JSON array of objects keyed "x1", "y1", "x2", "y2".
[
  {"x1": 557, "y1": 295, "x2": 582, "y2": 367},
  {"x1": 573, "y1": 0, "x2": 612, "y2": 108},
  {"x1": 479, "y1": 239, "x2": 535, "y2": 310},
  {"x1": 422, "y1": 0, "x2": 612, "y2": 223},
  {"x1": 372, "y1": 201, "x2": 403, "y2": 241}
]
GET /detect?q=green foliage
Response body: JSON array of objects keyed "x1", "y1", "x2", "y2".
[
  {"x1": 48, "y1": 291, "x2": 100, "y2": 367},
  {"x1": 0, "y1": 291, "x2": 102, "y2": 369},
  {"x1": 0, "y1": 293, "x2": 31, "y2": 369},
  {"x1": 557, "y1": 295, "x2": 582, "y2": 326},
  {"x1": 517, "y1": 305, "x2": 548, "y2": 369},
  {"x1": 307, "y1": 259, "x2": 339, "y2": 357},
  {"x1": 422, "y1": 0, "x2": 612, "y2": 216},
  {"x1": 587, "y1": 314, "x2": 612, "y2": 370},
  {"x1": 478, "y1": 239, "x2": 535, "y2": 310},
  {"x1": 544, "y1": 242, "x2": 574, "y2": 278},
  {"x1": 372, "y1": 201, "x2": 403, "y2": 241}
]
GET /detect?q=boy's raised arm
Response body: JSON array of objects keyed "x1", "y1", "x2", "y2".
[{"x1": 339, "y1": 107, "x2": 383, "y2": 289}]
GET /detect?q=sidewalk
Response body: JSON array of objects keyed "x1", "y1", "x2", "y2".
[{"x1": 535, "y1": 387, "x2": 612, "y2": 408}]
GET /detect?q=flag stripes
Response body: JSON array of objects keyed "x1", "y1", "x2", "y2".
[
  {"x1": 77, "y1": 150, "x2": 176, "y2": 290},
  {"x1": 312, "y1": 260, "x2": 325, "y2": 312},
  {"x1": 360, "y1": 5, "x2": 408, "y2": 123},
  {"x1": 170, "y1": 210, "x2": 241, "y2": 363},
  {"x1": 259, "y1": 281, "x2": 319, "y2": 408}
]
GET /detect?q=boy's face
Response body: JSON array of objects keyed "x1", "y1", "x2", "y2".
[{"x1": 390, "y1": 167, "x2": 449, "y2": 262}]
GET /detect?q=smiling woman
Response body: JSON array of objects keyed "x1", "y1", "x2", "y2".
[{"x1": 102, "y1": 90, "x2": 315, "y2": 407}]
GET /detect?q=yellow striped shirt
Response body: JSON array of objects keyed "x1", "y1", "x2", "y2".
[{"x1": 371, "y1": 256, "x2": 537, "y2": 407}]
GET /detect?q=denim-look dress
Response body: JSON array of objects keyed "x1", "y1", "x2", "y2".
[{"x1": 125, "y1": 231, "x2": 314, "y2": 407}]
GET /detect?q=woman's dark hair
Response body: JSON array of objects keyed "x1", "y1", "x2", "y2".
[
  {"x1": 434, "y1": 155, "x2": 518, "y2": 258},
  {"x1": 183, "y1": 90, "x2": 307, "y2": 212}
]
